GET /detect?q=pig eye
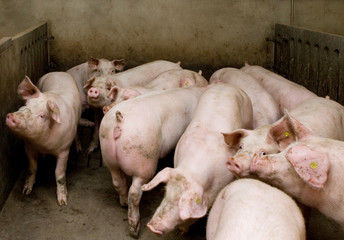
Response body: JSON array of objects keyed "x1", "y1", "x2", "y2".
[
  {"x1": 111, "y1": 69, "x2": 116, "y2": 74},
  {"x1": 38, "y1": 114, "x2": 45, "y2": 119},
  {"x1": 260, "y1": 151, "x2": 266, "y2": 157}
]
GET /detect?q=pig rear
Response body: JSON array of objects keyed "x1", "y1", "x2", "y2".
[{"x1": 99, "y1": 86, "x2": 204, "y2": 238}]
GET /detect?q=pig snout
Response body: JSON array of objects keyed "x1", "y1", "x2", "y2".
[
  {"x1": 147, "y1": 223, "x2": 164, "y2": 235},
  {"x1": 226, "y1": 157, "x2": 243, "y2": 175},
  {"x1": 6, "y1": 113, "x2": 19, "y2": 128},
  {"x1": 88, "y1": 87, "x2": 99, "y2": 99}
]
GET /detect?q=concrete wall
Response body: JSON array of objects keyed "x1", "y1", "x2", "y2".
[
  {"x1": 0, "y1": 0, "x2": 343, "y2": 210},
  {"x1": 1, "y1": 1, "x2": 343, "y2": 74}
]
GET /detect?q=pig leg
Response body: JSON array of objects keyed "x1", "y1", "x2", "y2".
[
  {"x1": 23, "y1": 143, "x2": 39, "y2": 195},
  {"x1": 110, "y1": 169, "x2": 129, "y2": 207},
  {"x1": 55, "y1": 150, "x2": 69, "y2": 206},
  {"x1": 128, "y1": 177, "x2": 144, "y2": 238},
  {"x1": 87, "y1": 109, "x2": 102, "y2": 153}
]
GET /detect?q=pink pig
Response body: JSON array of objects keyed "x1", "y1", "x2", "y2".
[
  {"x1": 84, "y1": 60, "x2": 182, "y2": 109},
  {"x1": 84, "y1": 60, "x2": 182, "y2": 153},
  {"x1": 250, "y1": 120, "x2": 344, "y2": 230},
  {"x1": 224, "y1": 97, "x2": 344, "y2": 177},
  {"x1": 206, "y1": 179, "x2": 306, "y2": 240},
  {"x1": 5, "y1": 72, "x2": 81, "y2": 206},
  {"x1": 99, "y1": 86, "x2": 204, "y2": 238},
  {"x1": 209, "y1": 67, "x2": 280, "y2": 128},
  {"x1": 241, "y1": 63, "x2": 317, "y2": 114},
  {"x1": 141, "y1": 83, "x2": 253, "y2": 235},
  {"x1": 67, "y1": 57, "x2": 125, "y2": 113},
  {"x1": 103, "y1": 69, "x2": 208, "y2": 114}
]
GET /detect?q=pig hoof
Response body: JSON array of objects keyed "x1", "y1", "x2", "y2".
[
  {"x1": 57, "y1": 194, "x2": 68, "y2": 206},
  {"x1": 22, "y1": 186, "x2": 32, "y2": 195},
  {"x1": 129, "y1": 223, "x2": 140, "y2": 239}
]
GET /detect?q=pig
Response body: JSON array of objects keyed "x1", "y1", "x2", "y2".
[
  {"x1": 206, "y1": 179, "x2": 306, "y2": 240},
  {"x1": 103, "y1": 69, "x2": 208, "y2": 114},
  {"x1": 5, "y1": 72, "x2": 81, "y2": 206},
  {"x1": 209, "y1": 67, "x2": 280, "y2": 128},
  {"x1": 250, "y1": 123, "x2": 344, "y2": 229},
  {"x1": 84, "y1": 60, "x2": 182, "y2": 153},
  {"x1": 241, "y1": 63, "x2": 317, "y2": 114},
  {"x1": 99, "y1": 86, "x2": 204, "y2": 238},
  {"x1": 224, "y1": 97, "x2": 344, "y2": 177},
  {"x1": 67, "y1": 57, "x2": 125, "y2": 152},
  {"x1": 67, "y1": 57, "x2": 125, "y2": 113},
  {"x1": 141, "y1": 83, "x2": 253, "y2": 235}
]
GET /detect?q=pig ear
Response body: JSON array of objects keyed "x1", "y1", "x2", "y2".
[
  {"x1": 141, "y1": 167, "x2": 174, "y2": 191},
  {"x1": 106, "y1": 78, "x2": 115, "y2": 90},
  {"x1": 88, "y1": 57, "x2": 99, "y2": 70},
  {"x1": 179, "y1": 78, "x2": 195, "y2": 87},
  {"x1": 107, "y1": 86, "x2": 121, "y2": 101},
  {"x1": 47, "y1": 100, "x2": 61, "y2": 123},
  {"x1": 222, "y1": 129, "x2": 249, "y2": 147},
  {"x1": 286, "y1": 144, "x2": 329, "y2": 188},
  {"x1": 113, "y1": 59, "x2": 125, "y2": 71},
  {"x1": 83, "y1": 76, "x2": 96, "y2": 89},
  {"x1": 123, "y1": 89, "x2": 141, "y2": 100},
  {"x1": 179, "y1": 181, "x2": 207, "y2": 220},
  {"x1": 267, "y1": 111, "x2": 312, "y2": 150},
  {"x1": 18, "y1": 76, "x2": 41, "y2": 100}
]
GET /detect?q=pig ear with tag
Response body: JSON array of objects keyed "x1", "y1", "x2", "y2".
[
  {"x1": 268, "y1": 110, "x2": 312, "y2": 150},
  {"x1": 141, "y1": 167, "x2": 174, "y2": 191},
  {"x1": 179, "y1": 181, "x2": 207, "y2": 220},
  {"x1": 47, "y1": 100, "x2": 61, "y2": 123},
  {"x1": 286, "y1": 144, "x2": 329, "y2": 188},
  {"x1": 222, "y1": 129, "x2": 249, "y2": 148},
  {"x1": 83, "y1": 76, "x2": 96, "y2": 89},
  {"x1": 179, "y1": 78, "x2": 195, "y2": 87},
  {"x1": 113, "y1": 59, "x2": 125, "y2": 71},
  {"x1": 18, "y1": 76, "x2": 41, "y2": 100},
  {"x1": 88, "y1": 57, "x2": 100, "y2": 70}
]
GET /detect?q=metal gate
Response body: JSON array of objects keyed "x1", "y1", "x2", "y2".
[
  {"x1": 0, "y1": 22, "x2": 49, "y2": 210},
  {"x1": 274, "y1": 24, "x2": 344, "y2": 104}
]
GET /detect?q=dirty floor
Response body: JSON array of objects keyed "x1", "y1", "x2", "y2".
[{"x1": 0, "y1": 129, "x2": 344, "y2": 240}]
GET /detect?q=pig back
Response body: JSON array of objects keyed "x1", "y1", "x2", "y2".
[
  {"x1": 207, "y1": 179, "x2": 306, "y2": 240},
  {"x1": 110, "y1": 60, "x2": 182, "y2": 87},
  {"x1": 290, "y1": 97, "x2": 344, "y2": 141},
  {"x1": 102, "y1": 87, "x2": 204, "y2": 159}
]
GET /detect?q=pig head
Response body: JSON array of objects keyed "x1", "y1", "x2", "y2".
[{"x1": 142, "y1": 167, "x2": 208, "y2": 235}]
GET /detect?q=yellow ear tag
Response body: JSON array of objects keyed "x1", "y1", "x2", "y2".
[
  {"x1": 196, "y1": 197, "x2": 201, "y2": 205},
  {"x1": 284, "y1": 131, "x2": 290, "y2": 138},
  {"x1": 310, "y1": 162, "x2": 318, "y2": 169},
  {"x1": 185, "y1": 81, "x2": 189, "y2": 86},
  {"x1": 54, "y1": 109, "x2": 59, "y2": 114}
]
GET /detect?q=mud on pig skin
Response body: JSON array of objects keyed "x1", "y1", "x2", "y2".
[
  {"x1": 141, "y1": 83, "x2": 253, "y2": 235},
  {"x1": 206, "y1": 179, "x2": 305, "y2": 240},
  {"x1": 5, "y1": 72, "x2": 81, "y2": 206},
  {"x1": 224, "y1": 97, "x2": 344, "y2": 177},
  {"x1": 99, "y1": 86, "x2": 204, "y2": 238}
]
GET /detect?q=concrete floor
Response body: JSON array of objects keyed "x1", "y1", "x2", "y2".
[{"x1": 0, "y1": 128, "x2": 344, "y2": 240}]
